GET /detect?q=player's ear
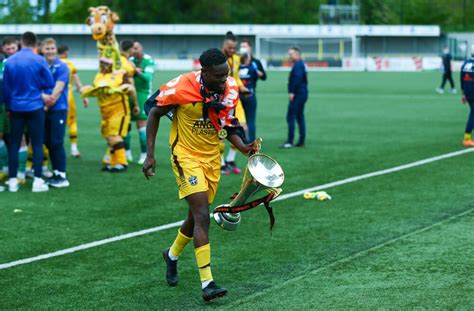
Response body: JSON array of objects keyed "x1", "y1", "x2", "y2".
[{"x1": 111, "y1": 12, "x2": 120, "y2": 23}]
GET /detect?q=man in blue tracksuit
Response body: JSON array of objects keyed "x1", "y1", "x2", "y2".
[
  {"x1": 41, "y1": 38, "x2": 70, "y2": 188},
  {"x1": 3, "y1": 32, "x2": 54, "y2": 192},
  {"x1": 460, "y1": 48, "x2": 474, "y2": 147},
  {"x1": 280, "y1": 47, "x2": 308, "y2": 148}
]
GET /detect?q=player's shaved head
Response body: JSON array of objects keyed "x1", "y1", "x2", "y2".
[
  {"x1": 120, "y1": 39, "x2": 134, "y2": 53},
  {"x1": 288, "y1": 46, "x2": 302, "y2": 63},
  {"x1": 200, "y1": 48, "x2": 228, "y2": 93},
  {"x1": 21, "y1": 31, "x2": 37, "y2": 48},
  {"x1": 58, "y1": 44, "x2": 69, "y2": 56},
  {"x1": 132, "y1": 41, "x2": 143, "y2": 58}
]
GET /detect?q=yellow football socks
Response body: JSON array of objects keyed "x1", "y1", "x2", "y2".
[
  {"x1": 69, "y1": 122, "x2": 78, "y2": 144},
  {"x1": 111, "y1": 144, "x2": 127, "y2": 165},
  {"x1": 169, "y1": 230, "x2": 193, "y2": 258},
  {"x1": 195, "y1": 243, "x2": 213, "y2": 283},
  {"x1": 464, "y1": 133, "x2": 472, "y2": 141}
]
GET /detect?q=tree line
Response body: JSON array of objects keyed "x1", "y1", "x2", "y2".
[{"x1": 1, "y1": 0, "x2": 473, "y2": 31}]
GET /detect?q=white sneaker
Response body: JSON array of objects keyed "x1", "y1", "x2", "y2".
[
  {"x1": 451, "y1": 88, "x2": 457, "y2": 94},
  {"x1": 138, "y1": 153, "x2": 147, "y2": 165},
  {"x1": 126, "y1": 150, "x2": 133, "y2": 162},
  {"x1": 71, "y1": 147, "x2": 81, "y2": 158},
  {"x1": 435, "y1": 88, "x2": 444, "y2": 94},
  {"x1": 0, "y1": 185, "x2": 5, "y2": 192},
  {"x1": 32, "y1": 178, "x2": 49, "y2": 192},
  {"x1": 8, "y1": 178, "x2": 19, "y2": 192}
]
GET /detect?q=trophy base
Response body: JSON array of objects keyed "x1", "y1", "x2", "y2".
[{"x1": 212, "y1": 205, "x2": 241, "y2": 231}]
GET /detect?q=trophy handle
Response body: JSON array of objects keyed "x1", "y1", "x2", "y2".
[{"x1": 254, "y1": 137, "x2": 263, "y2": 154}]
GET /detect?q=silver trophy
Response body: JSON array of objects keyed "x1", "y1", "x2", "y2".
[{"x1": 213, "y1": 139, "x2": 285, "y2": 231}]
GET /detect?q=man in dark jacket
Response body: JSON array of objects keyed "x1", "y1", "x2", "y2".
[
  {"x1": 460, "y1": 46, "x2": 474, "y2": 147},
  {"x1": 436, "y1": 47, "x2": 456, "y2": 94},
  {"x1": 280, "y1": 47, "x2": 308, "y2": 148}
]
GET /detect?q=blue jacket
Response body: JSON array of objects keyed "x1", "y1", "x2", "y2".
[
  {"x1": 288, "y1": 60, "x2": 308, "y2": 94},
  {"x1": 239, "y1": 62, "x2": 259, "y2": 94},
  {"x1": 460, "y1": 58, "x2": 474, "y2": 101},
  {"x1": 47, "y1": 57, "x2": 69, "y2": 111},
  {"x1": 2, "y1": 48, "x2": 54, "y2": 112}
]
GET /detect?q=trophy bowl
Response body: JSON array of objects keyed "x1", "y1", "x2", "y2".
[{"x1": 212, "y1": 152, "x2": 284, "y2": 231}]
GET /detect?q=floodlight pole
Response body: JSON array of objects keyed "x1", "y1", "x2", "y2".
[{"x1": 255, "y1": 34, "x2": 261, "y2": 59}]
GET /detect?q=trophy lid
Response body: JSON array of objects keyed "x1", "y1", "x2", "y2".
[{"x1": 247, "y1": 154, "x2": 284, "y2": 188}]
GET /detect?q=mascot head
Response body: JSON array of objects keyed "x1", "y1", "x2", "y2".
[{"x1": 86, "y1": 6, "x2": 119, "y2": 41}]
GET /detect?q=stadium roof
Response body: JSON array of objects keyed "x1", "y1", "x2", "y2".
[{"x1": 0, "y1": 24, "x2": 440, "y2": 37}]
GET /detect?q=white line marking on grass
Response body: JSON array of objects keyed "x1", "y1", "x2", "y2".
[
  {"x1": 0, "y1": 148, "x2": 473, "y2": 271},
  {"x1": 223, "y1": 206, "x2": 474, "y2": 308},
  {"x1": 274, "y1": 148, "x2": 474, "y2": 202},
  {"x1": 0, "y1": 220, "x2": 184, "y2": 270}
]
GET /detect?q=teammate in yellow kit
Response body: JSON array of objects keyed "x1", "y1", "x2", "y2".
[
  {"x1": 143, "y1": 48, "x2": 257, "y2": 301},
  {"x1": 81, "y1": 57, "x2": 138, "y2": 172},
  {"x1": 221, "y1": 31, "x2": 249, "y2": 175},
  {"x1": 58, "y1": 45, "x2": 89, "y2": 158}
]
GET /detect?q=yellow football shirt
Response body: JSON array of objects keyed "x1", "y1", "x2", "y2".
[
  {"x1": 92, "y1": 71, "x2": 130, "y2": 118},
  {"x1": 228, "y1": 54, "x2": 243, "y2": 87},
  {"x1": 120, "y1": 55, "x2": 135, "y2": 77},
  {"x1": 170, "y1": 102, "x2": 220, "y2": 159}
]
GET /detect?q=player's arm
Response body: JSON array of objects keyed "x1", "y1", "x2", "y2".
[
  {"x1": 46, "y1": 80, "x2": 66, "y2": 107},
  {"x1": 123, "y1": 74, "x2": 139, "y2": 115},
  {"x1": 72, "y1": 72, "x2": 89, "y2": 107},
  {"x1": 2, "y1": 65, "x2": 11, "y2": 111},
  {"x1": 227, "y1": 131, "x2": 257, "y2": 155},
  {"x1": 136, "y1": 60, "x2": 154, "y2": 83},
  {"x1": 46, "y1": 64, "x2": 69, "y2": 107},
  {"x1": 143, "y1": 105, "x2": 175, "y2": 179},
  {"x1": 253, "y1": 59, "x2": 267, "y2": 80}
]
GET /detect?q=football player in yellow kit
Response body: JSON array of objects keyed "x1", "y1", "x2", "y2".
[
  {"x1": 57, "y1": 45, "x2": 89, "y2": 158},
  {"x1": 143, "y1": 48, "x2": 257, "y2": 301},
  {"x1": 221, "y1": 31, "x2": 250, "y2": 175},
  {"x1": 81, "y1": 57, "x2": 138, "y2": 172}
]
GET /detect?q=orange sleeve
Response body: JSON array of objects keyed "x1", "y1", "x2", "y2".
[{"x1": 156, "y1": 73, "x2": 202, "y2": 107}]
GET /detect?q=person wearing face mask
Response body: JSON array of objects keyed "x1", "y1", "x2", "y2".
[
  {"x1": 40, "y1": 38, "x2": 70, "y2": 188},
  {"x1": 239, "y1": 51, "x2": 259, "y2": 142}
]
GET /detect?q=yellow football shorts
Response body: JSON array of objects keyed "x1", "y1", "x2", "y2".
[
  {"x1": 101, "y1": 114, "x2": 130, "y2": 138},
  {"x1": 171, "y1": 146, "x2": 221, "y2": 204},
  {"x1": 235, "y1": 99, "x2": 246, "y2": 124}
]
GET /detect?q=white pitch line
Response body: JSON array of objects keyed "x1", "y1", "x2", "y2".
[
  {"x1": 274, "y1": 148, "x2": 474, "y2": 202},
  {"x1": 0, "y1": 148, "x2": 473, "y2": 271}
]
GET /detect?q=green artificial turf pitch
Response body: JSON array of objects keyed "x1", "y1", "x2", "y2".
[{"x1": 1, "y1": 71, "x2": 473, "y2": 309}]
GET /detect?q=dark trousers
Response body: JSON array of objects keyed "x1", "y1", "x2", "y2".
[
  {"x1": 9, "y1": 108, "x2": 45, "y2": 178},
  {"x1": 287, "y1": 93, "x2": 308, "y2": 145},
  {"x1": 466, "y1": 101, "x2": 474, "y2": 134},
  {"x1": 242, "y1": 94, "x2": 257, "y2": 142},
  {"x1": 441, "y1": 72, "x2": 455, "y2": 89},
  {"x1": 44, "y1": 109, "x2": 67, "y2": 173}
]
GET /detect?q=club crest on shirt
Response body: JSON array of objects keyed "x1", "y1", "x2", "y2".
[{"x1": 188, "y1": 176, "x2": 198, "y2": 186}]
